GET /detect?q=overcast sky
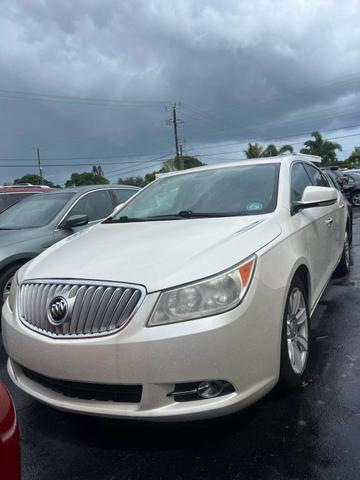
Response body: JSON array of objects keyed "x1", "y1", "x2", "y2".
[{"x1": 1, "y1": 0, "x2": 360, "y2": 185}]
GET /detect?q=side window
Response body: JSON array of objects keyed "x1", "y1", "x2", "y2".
[
  {"x1": 112, "y1": 189, "x2": 137, "y2": 205},
  {"x1": 69, "y1": 190, "x2": 114, "y2": 222},
  {"x1": 304, "y1": 164, "x2": 329, "y2": 187},
  {"x1": 291, "y1": 163, "x2": 313, "y2": 202}
]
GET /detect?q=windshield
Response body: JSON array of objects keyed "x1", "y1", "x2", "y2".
[
  {"x1": 108, "y1": 163, "x2": 280, "y2": 222},
  {"x1": 0, "y1": 192, "x2": 73, "y2": 229}
]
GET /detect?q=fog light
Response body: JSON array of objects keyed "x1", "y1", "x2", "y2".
[
  {"x1": 197, "y1": 380, "x2": 224, "y2": 399},
  {"x1": 170, "y1": 380, "x2": 234, "y2": 402}
]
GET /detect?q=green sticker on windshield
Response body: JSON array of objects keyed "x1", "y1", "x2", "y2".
[{"x1": 246, "y1": 202, "x2": 263, "y2": 211}]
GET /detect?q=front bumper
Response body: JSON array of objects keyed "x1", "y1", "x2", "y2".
[{"x1": 2, "y1": 276, "x2": 283, "y2": 421}]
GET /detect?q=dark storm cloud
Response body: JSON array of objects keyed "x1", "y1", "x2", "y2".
[{"x1": 1, "y1": 0, "x2": 360, "y2": 183}]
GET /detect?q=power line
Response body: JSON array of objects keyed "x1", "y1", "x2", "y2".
[
  {"x1": 1, "y1": 130, "x2": 360, "y2": 170},
  {"x1": 0, "y1": 88, "x2": 171, "y2": 107},
  {"x1": 0, "y1": 149, "x2": 175, "y2": 162},
  {"x1": 184, "y1": 121, "x2": 360, "y2": 154}
]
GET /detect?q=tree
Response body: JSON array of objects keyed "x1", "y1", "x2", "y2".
[
  {"x1": 117, "y1": 156, "x2": 205, "y2": 188},
  {"x1": 158, "y1": 156, "x2": 205, "y2": 173},
  {"x1": 244, "y1": 142, "x2": 294, "y2": 158},
  {"x1": 118, "y1": 176, "x2": 145, "y2": 187},
  {"x1": 65, "y1": 171, "x2": 109, "y2": 187},
  {"x1": 262, "y1": 144, "x2": 294, "y2": 157},
  {"x1": 300, "y1": 131, "x2": 342, "y2": 165},
  {"x1": 346, "y1": 146, "x2": 360, "y2": 165},
  {"x1": 13, "y1": 174, "x2": 60, "y2": 188},
  {"x1": 144, "y1": 171, "x2": 156, "y2": 184},
  {"x1": 244, "y1": 143, "x2": 264, "y2": 158}
]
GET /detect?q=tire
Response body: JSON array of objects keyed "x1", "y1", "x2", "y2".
[
  {"x1": 278, "y1": 277, "x2": 310, "y2": 391},
  {"x1": 350, "y1": 190, "x2": 360, "y2": 207},
  {"x1": 334, "y1": 231, "x2": 351, "y2": 277},
  {"x1": 0, "y1": 263, "x2": 22, "y2": 313}
]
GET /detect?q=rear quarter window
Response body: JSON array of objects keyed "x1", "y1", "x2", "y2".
[{"x1": 112, "y1": 189, "x2": 138, "y2": 205}]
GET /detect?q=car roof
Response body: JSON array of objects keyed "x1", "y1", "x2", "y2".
[
  {"x1": 0, "y1": 187, "x2": 48, "y2": 193},
  {"x1": 33, "y1": 184, "x2": 141, "y2": 196},
  {"x1": 154, "y1": 154, "x2": 322, "y2": 179}
]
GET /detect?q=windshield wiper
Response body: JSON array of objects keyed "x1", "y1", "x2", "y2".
[
  {"x1": 105, "y1": 214, "x2": 185, "y2": 223},
  {"x1": 105, "y1": 210, "x2": 243, "y2": 223},
  {"x1": 176, "y1": 210, "x2": 231, "y2": 218}
]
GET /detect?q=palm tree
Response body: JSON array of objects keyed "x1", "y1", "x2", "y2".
[
  {"x1": 244, "y1": 142, "x2": 294, "y2": 158},
  {"x1": 244, "y1": 143, "x2": 264, "y2": 158},
  {"x1": 262, "y1": 144, "x2": 294, "y2": 157},
  {"x1": 300, "y1": 131, "x2": 342, "y2": 165}
]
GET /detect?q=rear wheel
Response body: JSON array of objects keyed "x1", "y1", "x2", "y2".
[{"x1": 279, "y1": 277, "x2": 309, "y2": 390}]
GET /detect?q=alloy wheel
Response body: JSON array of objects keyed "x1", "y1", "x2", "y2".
[
  {"x1": 344, "y1": 232, "x2": 350, "y2": 270},
  {"x1": 352, "y1": 193, "x2": 360, "y2": 207},
  {"x1": 286, "y1": 287, "x2": 309, "y2": 375}
]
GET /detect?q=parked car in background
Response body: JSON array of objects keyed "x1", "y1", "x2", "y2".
[
  {"x1": 342, "y1": 171, "x2": 360, "y2": 207},
  {"x1": 321, "y1": 166, "x2": 349, "y2": 188},
  {"x1": 320, "y1": 166, "x2": 356, "y2": 204},
  {"x1": 0, "y1": 185, "x2": 50, "y2": 214},
  {"x1": 2, "y1": 155, "x2": 350, "y2": 421},
  {"x1": 0, "y1": 185, "x2": 140, "y2": 310},
  {"x1": 0, "y1": 382, "x2": 20, "y2": 480},
  {"x1": 322, "y1": 170, "x2": 353, "y2": 243}
]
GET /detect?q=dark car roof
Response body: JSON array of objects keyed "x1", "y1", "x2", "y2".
[
  {"x1": 0, "y1": 187, "x2": 49, "y2": 194},
  {"x1": 42, "y1": 185, "x2": 140, "y2": 196}
]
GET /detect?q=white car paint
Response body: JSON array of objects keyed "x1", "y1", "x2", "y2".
[{"x1": 2, "y1": 154, "x2": 349, "y2": 420}]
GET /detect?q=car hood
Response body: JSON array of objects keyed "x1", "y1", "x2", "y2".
[{"x1": 24, "y1": 216, "x2": 282, "y2": 292}]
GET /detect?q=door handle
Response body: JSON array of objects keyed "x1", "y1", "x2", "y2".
[{"x1": 325, "y1": 218, "x2": 334, "y2": 226}]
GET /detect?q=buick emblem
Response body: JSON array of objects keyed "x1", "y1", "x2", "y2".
[{"x1": 48, "y1": 296, "x2": 68, "y2": 325}]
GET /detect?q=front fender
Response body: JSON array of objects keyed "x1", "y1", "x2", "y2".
[{"x1": 0, "y1": 252, "x2": 37, "y2": 274}]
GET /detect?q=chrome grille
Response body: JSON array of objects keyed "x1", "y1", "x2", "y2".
[{"x1": 18, "y1": 280, "x2": 145, "y2": 338}]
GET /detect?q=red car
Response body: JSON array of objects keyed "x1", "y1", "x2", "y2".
[
  {"x1": 0, "y1": 185, "x2": 51, "y2": 214},
  {"x1": 0, "y1": 382, "x2": 20, "y2": 480}
]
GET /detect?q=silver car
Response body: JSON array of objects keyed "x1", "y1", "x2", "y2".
[{"x1": 0, "y1": 184, "x2": 139, "y2": 310}]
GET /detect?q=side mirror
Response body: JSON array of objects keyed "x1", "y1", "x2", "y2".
[
  {"x1": 292, "y1": 186, "x2": 337, "y2": 214},
  {"x1": 59, "y1": 214, "x2": 88, "y2": 230}
]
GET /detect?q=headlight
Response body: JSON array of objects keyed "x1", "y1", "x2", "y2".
[
  {"x1": 8, "y1": 270, "x2": 19, "y2": 311},
  {"x1": 148, "y1": 256, "x2": 256, "y2": 326}
]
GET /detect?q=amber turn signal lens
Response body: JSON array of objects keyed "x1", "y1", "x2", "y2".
[{"x1": 239, "y1": 259, "x2": 255, "y2": 287}]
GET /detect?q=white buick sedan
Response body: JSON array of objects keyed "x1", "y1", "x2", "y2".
[{"x1": 2, "y1": 154, "x2": 350, "y2": 420}]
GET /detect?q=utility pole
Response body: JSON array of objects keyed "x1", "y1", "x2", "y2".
[
  {"x1": 166, "y1": 103, "x2": 184, "y2": 170},
  {"x1": 37, "y1": 147, "x2": 43, "y2": 184},
  {"x1": 179, "y1": 142, "x2": 186, "y2": 169}
]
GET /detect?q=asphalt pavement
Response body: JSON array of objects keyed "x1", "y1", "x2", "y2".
[{"x1": 2, "y1": 212, "x2": 360, "y2": 480}]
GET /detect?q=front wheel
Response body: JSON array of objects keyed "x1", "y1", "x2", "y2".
[
  {"x1": 278, "y1": 277, "x2": 310, "y2": 390},
  {"x1": 334, "y1": 231, "x2": 350, "y2": 277},
  {"x1": 0, "y1": 264, "x2": 22, "y2": 312},
  {"x1": 351, "y1": 190, "x2": 360, "y2": 207}
]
